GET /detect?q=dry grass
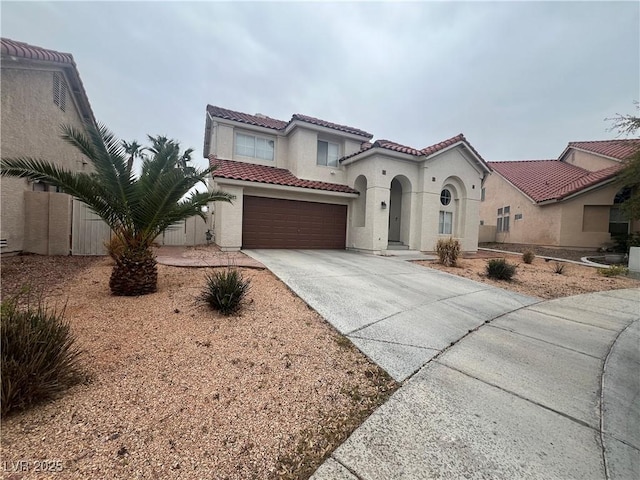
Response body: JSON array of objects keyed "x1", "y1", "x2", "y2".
[{"x1": 1, "y1": 254, "x2": 397, "y2": 479}]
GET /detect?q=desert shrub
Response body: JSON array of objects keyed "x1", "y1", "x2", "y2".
[
  {"x1": 522, "y1": 250, "x2": 535, "y2": 264},
  {"x1": 553, "y1": 262, "x2": 566, "y2": 275},
  {"x1": 1, "y1": 295, "x2": 84, "y2": 416},
  {"x1": 486, "y1": 258, "x2": 517, "y2": 281},
  {"x1": 436, "y1": 237, "x2": 461, "y2": 267},
  {"x1": 597, "y1": 265, "x2": 629, "y2": 277},
  {"x1": 201, "y1": 268, "x2": 250, "y2": 315}
]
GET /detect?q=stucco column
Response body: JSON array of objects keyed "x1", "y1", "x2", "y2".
[
  {"x1": 213, "y1": 185, "x2": 244, "y2": 251},
  {"x1": 370, "y1": 186, "x2": 390, "y2": 252}
]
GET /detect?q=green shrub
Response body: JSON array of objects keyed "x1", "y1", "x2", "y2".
[
  {"x1": 553, "y1": 262, "x2": 566, "y2": 275},
  {"x1": 1, "y1": 296, "x2": 84, "y2": 416},
  {"x1": 486, "y1": 258, "x2": 517, "y2": 281},
  {"x1": 522, "y1": 250, "x2": 535, "y2": 264},
  {"x1": 436, "y1": 237, "x2": 461, "y2": 267},
  {"x1": 597, "y1": 265, "x2": 629, "y2": 277},
  {"x1": 201, "y1": 268, "x2": 250, "y2": 315}
]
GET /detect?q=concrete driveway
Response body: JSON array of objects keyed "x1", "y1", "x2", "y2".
[
  {"x1": 245, "y1": 249, "x2": 640, "y2": 479},
  {"x1": 245, "y1": 249, "x2": 538, "y2": 381}
]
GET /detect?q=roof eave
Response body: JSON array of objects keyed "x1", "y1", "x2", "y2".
[
  {"x1": 490, "y1": 169, "x2": 539, "y2": 204},
  {"x1": 212, "y1": 177, "x2": 359, "y2": 198},
  {"x1": 340, "y1": 146, "x2": 419, "y2": 165},
  {"x1": 284, "y1": 119, "x2": 373, "y2": 140},
  {"x1": 424, "y1": 141, "x2": 492, "y2": 175},
  {"x1": 560, "y1": 145, "x2": 626, "y2": 163}
]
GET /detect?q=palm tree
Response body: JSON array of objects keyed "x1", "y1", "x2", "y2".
[
  {"x1": 1, "y1": 123, "x2": 234, "y2": 296},
  {"x1": 121, "y1": 139, "x2": 146, "y2": 173}
]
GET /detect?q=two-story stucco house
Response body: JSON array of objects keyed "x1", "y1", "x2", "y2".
[
  {"x1": 204, "y1": 105, "x2": 491, "y2": 253},
  {"x1": 1, "y1": 37, "x2": 96, "y2": 255},
  {"x1": 479, "y1": 139, "x2": 640, "y2": 249}
]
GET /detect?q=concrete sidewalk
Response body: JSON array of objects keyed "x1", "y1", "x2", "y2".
[{"x1": 244, "y1": 250, "x2": 639, "y2": 479}]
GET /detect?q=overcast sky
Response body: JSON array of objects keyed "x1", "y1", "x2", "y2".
[{"x1": 2, "y1": 1, "x2": 638, "y2": 169}]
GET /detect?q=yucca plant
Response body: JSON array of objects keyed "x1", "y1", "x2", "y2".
[
  {"x1": 1, "y1": 124, "x2": 234, "y2": 296},
  {"x1": 200, "y1": 268, "x2": 251, "y2": 315}
]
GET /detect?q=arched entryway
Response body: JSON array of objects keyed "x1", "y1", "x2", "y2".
[{"x1": 388, "y1": 175, "x2": 412, "y2": 246}]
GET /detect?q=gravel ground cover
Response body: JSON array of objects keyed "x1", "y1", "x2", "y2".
[
  {"x1": 1, "y1": 253, "x2": 397, "y2": 480},
  {"x1": 418, "y1": 251, "x2": 639, "y2": 299}
]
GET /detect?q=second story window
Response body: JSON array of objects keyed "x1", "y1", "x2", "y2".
[
  {"x1": 235, "y1": 133, "x2": 274, "y2": 160},
  {"x1": 317, "y1": 140, "x2": 339, "y2": 167}
]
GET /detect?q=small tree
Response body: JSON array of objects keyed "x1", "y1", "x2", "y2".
[{"x1": 607, "y1": 104, "x2": 640, "y2": 220}]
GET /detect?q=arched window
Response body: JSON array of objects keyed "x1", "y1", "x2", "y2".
[{"x1": 609, "y1": 188, "x2": 631, "y2": 236}]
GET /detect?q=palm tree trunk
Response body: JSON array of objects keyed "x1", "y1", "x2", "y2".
[{"x1": 109, "y1": 247, "x2": 157, "y2": 296}]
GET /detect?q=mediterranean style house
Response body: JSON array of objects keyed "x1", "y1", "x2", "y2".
[
  {"x1": 204, "y1": 105, "x2": 491, "y2": 253},
  {"x1": 479, "y1": 139, "x2": 640, "y2": 249},
  {"x1": 1, "y1": 37, "x2": 96, "y2": 255}
]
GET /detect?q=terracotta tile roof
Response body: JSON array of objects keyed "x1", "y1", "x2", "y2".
[
  {"x1": 567, "y1": 139, "x2": 640, "y2": 161},
  {"x1": 1, "y1": 37, "x2": 74, "y2": 64},
  {"x1": 1, "y1": 37, "x2": 97, "y2": 127},
  {"x1": 489, "y1": 160, "x2": 622, "y2": 202},
  {"x1": 340, "y1": 133, "x2": 489, "y2": 171},
  {"x1": 209, "y1": 157, "x2": 359, "y2": 194},
  {"x1": 206, "y1": 105, "x2": 288, "y2": 130},
  {"x1": 291, "y1": 114, "x2": 373, "y2": 138},
  {"x1": 206, "y1": 105, "x2": 373, "y2": 138},
  {"x1": 373, "y1": 139, "x2": 422, "y2": 156}
]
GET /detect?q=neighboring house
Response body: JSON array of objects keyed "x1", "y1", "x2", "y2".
[
  {"x1": 204, "y1": 105, "x2": 491, "y2": 253},
  {"x1": 1, "y1": 37, "x2": 97, "y2": 255},
  {"x1": 479, "y1": 139, "x2": 640, "y2": 249}
]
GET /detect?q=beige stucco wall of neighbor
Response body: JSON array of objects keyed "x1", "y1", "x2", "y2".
[
  {"x1": 480, "y1": 172, "x2": 562, "y2": 246},
  {"x1": 563, "y1": 149, "x2": 619, "y2": 172},
  {"x1": 1, "y1": 65, "x2": 89, "y2": 254},
  {"x1": 480, "y1": 171, "x2": 637, "y2": 249}
]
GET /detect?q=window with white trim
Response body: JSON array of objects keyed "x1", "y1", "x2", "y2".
[
  {"x1": 439, "y1": 211, "x2": 453, "y2": 234},
  {"x1": 235, "y1": 133, "x2": 274, "y2": 160},
  {"x1": 317, "y1": 140, "x2": 339, "y2": 167},
  {"x1": 497, "y1": 206, "x2": 510, "y2": 232}
]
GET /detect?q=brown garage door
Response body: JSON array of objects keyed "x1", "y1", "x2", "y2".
[{"x1": 242, "y1": 196, "x2": 347, "y2": 249}]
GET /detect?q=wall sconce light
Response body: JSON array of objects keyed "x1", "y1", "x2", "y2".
[{"x1": 381, "y1": 201, "x2": 387, "y2": 209}]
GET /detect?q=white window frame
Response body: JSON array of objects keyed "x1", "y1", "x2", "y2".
[
  {"x1": 317, "y1": 139, "x2": 340, "y2": 167},
  {"x1": 235, "y1": 132, "x2": 275, "y2": 161},
  {"x1": 497, "y1": 206, "x2": 510, "y2": 232},
  {"x1": 439, "y1": 211, "x2": 453, "y2": 235}
]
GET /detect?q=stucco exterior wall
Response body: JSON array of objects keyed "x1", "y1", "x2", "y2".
[
  {"x1": 563, "y1": 149, "x2": 619, "y2": 171},
  {"x1": 480, "y1": 172, "x2": 562, "y2": 246},
  {"x1": 345, "y1": 147, "x2": 483, "y2": 253},
  {"x1": 1, "y1": 64, "x2": 90, "y2": 254},
  {"x1": 212, "y1": 184, "x2": 244, "y2": 251},
  {"x1": 287, "y1": 127, "x2": 348, "y2": 185},
  {"x1": 480, "y1": 171, "x2": 636, "y2": 249}
]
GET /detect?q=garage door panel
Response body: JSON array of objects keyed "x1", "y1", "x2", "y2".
[{"x1": 242, "y1": 196, "x2": 346, "y2": 249}]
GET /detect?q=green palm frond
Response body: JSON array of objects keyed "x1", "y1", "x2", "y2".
[{"x1": 1, "y1": 123, "x2": 233, "y2": 252}]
